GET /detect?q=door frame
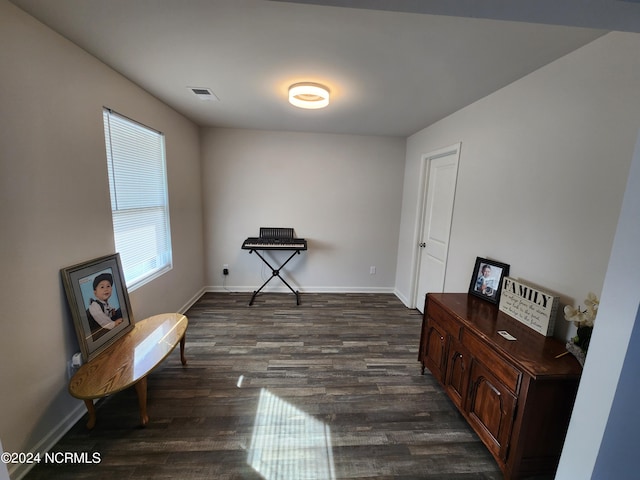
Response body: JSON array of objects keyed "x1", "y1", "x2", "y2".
[{"x1": 409, "y1": 142, "x2": 461, "y2": 309}]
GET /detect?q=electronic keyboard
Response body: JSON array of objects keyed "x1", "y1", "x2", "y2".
[
  {"x1": 241, "y1": 237, "x2": 307, "y2": 250},
  {"x1": 242, "y1": 227, "x2": 307, "y2": 251},
  {"x1": 241, "y1": 227, "x2": 308, "y2": 305}
]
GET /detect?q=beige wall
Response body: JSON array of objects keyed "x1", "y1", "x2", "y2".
[
  {"x1": 200, "y1": 128, "x2": 406, "y2": 292},
  {"x1": 559, "y1": 124, "x2": 640, "y2": 480},
  {"x1": 0, "y1": 1, "x2": 204, "y2": 474},
  {"x1": 396, "y1": 32, "x2": 640, "y2": 337},
  {"x1": 394, "y1": 31, "x2": 640, "y2": 478},
  {"x1": 3, "y1": 0, "x2": 640, "y2": 477}
]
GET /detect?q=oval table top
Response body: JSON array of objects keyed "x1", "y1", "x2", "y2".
[{"x1": 69, "y1": 313, "x2": 188, "y2": 400}]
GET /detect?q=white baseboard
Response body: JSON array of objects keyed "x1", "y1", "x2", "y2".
[
  {"x1": 393, "y1": 288, "x2": 412, "y2": 308},
  {"x1": 178, "y1": 287, "x2": 206, "y2": 314},
  {"x1": 9, "y1": 402, "x2": 87, "y2": 480},
  {"x1": 12, "y1": 287, "x2": 206, "y2": 480},
  {"x1": 16, "y1": 286, "x2": 411, "y2": 480},
  {"x1": 203, "y1": 285, "x2": 396, "y2": 294},
  {"x1": 0, "y1": 439, "x2": 9, "y2": 480}
]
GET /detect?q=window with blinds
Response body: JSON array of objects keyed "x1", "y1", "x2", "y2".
[{"x1": 103, "y1": 108, "x2": 172, "y2": 290}]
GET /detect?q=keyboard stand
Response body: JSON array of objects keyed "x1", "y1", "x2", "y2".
[{"x1": 248, "y1": 249, "x2": 303, "y2": 305}]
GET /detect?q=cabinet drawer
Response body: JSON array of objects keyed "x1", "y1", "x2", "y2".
[
  {"x1": 427, "y1": 300, "x2": 462, "y2": 339},
  {"x1": 461, "y1": 330, "x2": 522, "y2": 393}
]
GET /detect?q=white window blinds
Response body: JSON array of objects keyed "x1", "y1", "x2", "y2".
[{"x1": 103, "y1": 108, "x2": 172, "y2": 289}]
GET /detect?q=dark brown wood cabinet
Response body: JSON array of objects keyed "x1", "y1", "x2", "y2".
[{"x1": 419, "y1": 293, "x2": 582, "y2": 480}]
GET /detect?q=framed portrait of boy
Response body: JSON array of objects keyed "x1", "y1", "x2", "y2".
[
  {"x1": 61, "y1": 253, "x2": 134, "y2": 362},
  {"x1": 468, "y1": 257, "x2": 510, "y2": 305}
]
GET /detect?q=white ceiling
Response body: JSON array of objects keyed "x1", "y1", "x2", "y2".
[{"x1": 11, "y1": 0, "x2": 635, "y2": 137}]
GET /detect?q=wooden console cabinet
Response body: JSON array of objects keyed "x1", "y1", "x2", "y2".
[{"x1": 419, "y1": 293, "x2": 582, "y2": 479}]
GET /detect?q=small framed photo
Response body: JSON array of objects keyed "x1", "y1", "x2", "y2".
[
  {"x1": 61, "y1": 253, "x2": 134, "y2": 362},
  {"x1": 468, "y1": 257, "x2": 510, "y2": 304}
]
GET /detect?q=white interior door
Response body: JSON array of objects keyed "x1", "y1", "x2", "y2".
[{"x1": 415, "y1": 145, "x2": 460, "y2": 313}]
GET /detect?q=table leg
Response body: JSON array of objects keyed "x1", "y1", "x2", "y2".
[
  {"x1": 180, "y1": 333, "x2": 187, "y2": 365},
  {"x1": 134, "y1": 377, "x2": 149, "y2": 427},
  {"x1": 84, "y1": 399, "x2": 96, "y2": 430}
]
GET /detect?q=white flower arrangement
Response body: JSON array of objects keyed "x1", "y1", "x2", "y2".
[
  {"x1": 563, "y1": 292, "x2": 599, "y2": 328},
  {"x1": 563, "y1": 292, "x2": 599, "y2": 366}
]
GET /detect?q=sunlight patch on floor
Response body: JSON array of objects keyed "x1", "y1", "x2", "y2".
[{"x1": 247, "y1": 388, "x2": 336, "y2": 480}]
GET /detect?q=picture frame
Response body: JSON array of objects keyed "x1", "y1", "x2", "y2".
[
  {"x1": 468, "y1": 257, "x2": 510, "y2": 305},
  {"x1": 61, "y1": 253, "x2": 134, "y2": 362}
]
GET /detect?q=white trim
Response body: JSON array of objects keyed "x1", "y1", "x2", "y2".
[
  {"x1": 177, "y1": 287, "x2": 206, "y2": 314},
  {"x1": 0, "y1": 439, "x2": 9, "y2": 480},
  {"x1": 11, "y1": 286, "x2": 205, "y2": 480},
  {"x1": 13, "y1": 286, "x2": 413, "y2": 480},
  {"x1": 393, "y1": 288, "x2": 411, "y2": 308},
  {"x1": 203, "y1": 285, "x2": 396, "y2": 294},
  {"x1": 9, "y1": 403, "x2": 87, "y2": 480},
  {"x1": 408, "y1": 142, "x2": 461, "y2": 309}
]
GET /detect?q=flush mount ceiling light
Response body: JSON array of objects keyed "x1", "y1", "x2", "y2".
[{"x1": 288, "y1": 82, "x2": 330, "y2": 109}]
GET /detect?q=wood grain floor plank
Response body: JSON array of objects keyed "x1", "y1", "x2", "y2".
[{"x1": 24, "y1": 293, "x2": 504, "y2": 479}]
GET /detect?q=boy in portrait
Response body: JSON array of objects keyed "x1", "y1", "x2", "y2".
[
  {"x1": 475, "y1": 264, "x2": 498, "y2": 297},
  {"x1": 86, "y1": 272, "x2": 123, "y2": 341}
]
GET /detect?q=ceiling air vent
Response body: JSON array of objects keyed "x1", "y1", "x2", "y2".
[{"x1": 188, "y1": 87, "x2": 219, "y2": 101}]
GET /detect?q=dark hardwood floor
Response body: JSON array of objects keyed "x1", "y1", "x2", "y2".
[{"x1": 25, "y1": 292, "x2": 503, "y2": 479}]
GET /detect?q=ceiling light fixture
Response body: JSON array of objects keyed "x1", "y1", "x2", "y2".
[{"x1": 288, "y1": 82, "x2": 330, "y2": 109}]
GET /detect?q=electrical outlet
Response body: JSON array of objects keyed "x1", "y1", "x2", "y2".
[
  {"x1": 67, "y1": 352, "x2": 82, "y2": 379},
  {"x1": 67, "y1": 361, "x2": 79, "y2": 380},
  {"x1": 223, "y1": 264, "x2": 229, "y2": 275},
  {"x1": 370, "y1": 266, "x2": 376, "y2": 275},
  {"x1": 72, "y1": 352, "x2": 82, "y2": 367}
]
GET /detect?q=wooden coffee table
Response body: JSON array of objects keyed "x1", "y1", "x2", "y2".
[{"x1": 68, "y1": 313, "x2": 188, "y2": 429}]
